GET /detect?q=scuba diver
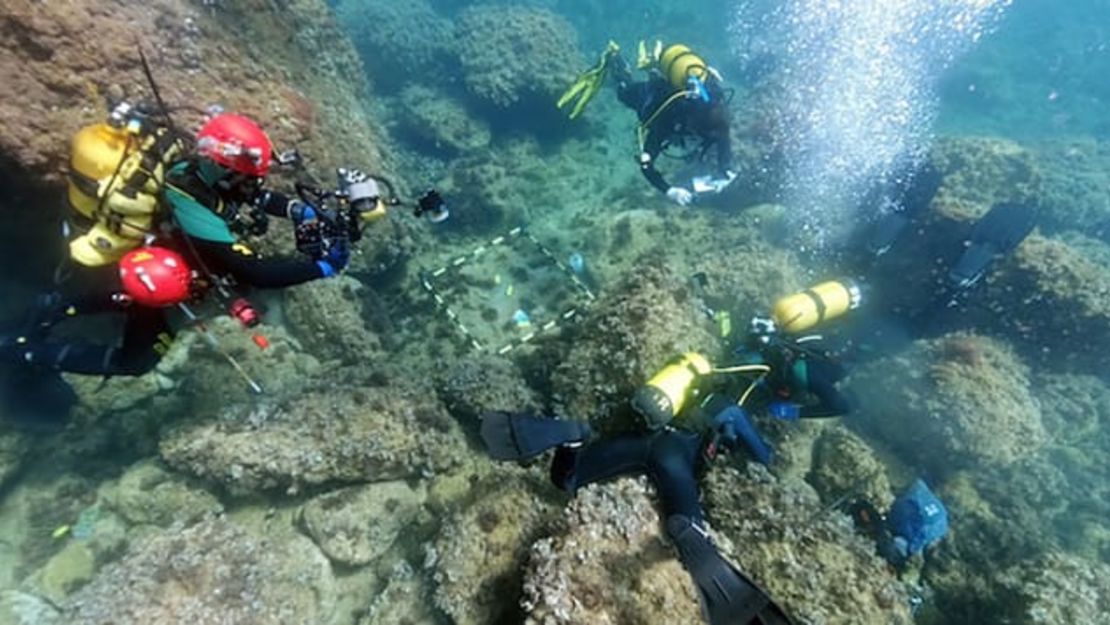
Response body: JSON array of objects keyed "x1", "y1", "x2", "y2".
[
  {"x1": 846, "y1": 158, "x2": 1038, "y2": 350},
  {"x1": 0, "y1": 104, "x2": 374, "y2": 422},
  {"x1": 559, "y1": 41, "x2": 737, "y2": 206},
  {"x1": 482, "y1": 363, "x2": 794, "y2": 625},
  {"x1": 716, "y1": 280, "x2": 860, "y2": 465},
  {"x1": 480, "y1": 282, "x2": 871, "y2": 623}
]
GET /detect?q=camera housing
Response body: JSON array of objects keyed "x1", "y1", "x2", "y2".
[{"x1": 415, "y1": 189, "x2": 450, "y2": 224}]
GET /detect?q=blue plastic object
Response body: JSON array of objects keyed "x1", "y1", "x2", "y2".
[
  {"x1": 887, "y1": 479, "x2": 949, "y2": 557},
  {"x1": 713, "y1": 405, "x2": 773, "y2": 465},
  {"x1": 324, "y1": 239, "x2": 350, "y2": 270},
  {"x1": 568, "y1": 252, "x2": 586, "y2": 276},
  {"x1": 291, "y1": 202, "x2": 317, "y2": 224},
  {"x1": 767, "y1": 400, "x2": 801, "y2": 421}
]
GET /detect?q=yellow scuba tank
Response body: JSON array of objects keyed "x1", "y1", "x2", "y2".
[
  {"x1": 68, "y1": 123, "x2": 132, "y2": 219},
  {"x1": 771, "y1": 279, "x2": 862, "y2": 334},
  {"x1": 659, "y1": 44, "x2": 709, "y2": 92},
  {"x1": 66, "y1": 115, "x2": 183, "y2": 267},
  {"x1": 631, "y1": 352, "x2": 713, "y2": 430}
]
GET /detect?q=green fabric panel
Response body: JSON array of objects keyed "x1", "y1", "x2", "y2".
[
  {"x1": 790, "y1": 359, "x2": 809, "y2": 396},
  {"x1": 164, "y1": 186, "x2": 236, "y2": 244}
]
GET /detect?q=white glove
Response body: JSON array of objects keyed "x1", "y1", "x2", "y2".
[{"x1": 666, "y1": 186, "x2": 695, "y2": 206}]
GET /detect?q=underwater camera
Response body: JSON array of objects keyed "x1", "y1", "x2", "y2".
[{"x1": 415, "y1": 189, "x2": 450, "y2": 224}]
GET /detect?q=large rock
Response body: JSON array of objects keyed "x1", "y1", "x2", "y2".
[
  {"x1": 337, "y1": 0, "x2": 455, "y2": 91},
  {"x1": 704, "y1": 465, "x2": 914, "y2": 624},
  {"x1": 454, "y1": 6, "x2": 583, "y2": 109},
  {"x1": 807, "y1": 426, "x2": 896, "y2": 510},
  {"x1": 1033, "y1": 138, "x2": 1110, "y2": 237},
  {"x1": 168, "y1": 316, "x2": 325, "y2": 417},
  {"x1": 551, "y1": 262, "x2": 717, "y2": 430},
  {"x1": 1, "y1": 0, "x2": 387, "y2": 183},
  {"x1": 970, "y1": 234, "x2": 1110, "y2": 371},
  {"x1": 431, "y1": 472, "x2": 558, "y2": 625},
  {"x1": 97, "y1": 459, "x2": 223, "y2": 528},
  {"x1": 300, "y1": 480, "x2": 426, "y2": 567},
  {"x1": 63, "y1": 517, "x2": 336, "y2": 625},
  {"x1": 160, "y1": 377, "x2": 469, "y2": 495},
  {"x1": 522, "y1": 478, "x2": 702, "y2": 625},
  {"x1": 0, "y1": 426, "x2": 30, "y2": 492},
  {"x1": 394, "y1": 85, "x2": 491, "y2": 154},
  {"x1": 358, "y1": 560, "x2": 441, "y2": 625},
  {"x1": 438, "y1": 354, "x2": 543, "y2": 423},
  {"x1": 848, "y1": 332, "x2": 1046, "y2": 476},
  {"x1": 282, "y1": 276, "x2": 384, "y2": 366},
  {"x1": 998, "y1": 552, "x2": 1110, "y2": 625}
]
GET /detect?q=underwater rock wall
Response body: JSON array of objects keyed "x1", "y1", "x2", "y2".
[
  {"x1": 550, "y1": 262, "x2": 717, "y2": 429},
  {"x1": 703, "y1": 465, "x2": 914, "y2": 625},
  {"x1": 849, "y1": 332, "x2": 1046, "y2": 476},
  {"x1": 0, "y1": 0, "x2": 387, "y2": 182}
]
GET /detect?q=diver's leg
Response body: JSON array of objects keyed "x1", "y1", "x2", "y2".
[
  {"x1": 553, "y1": 433, "x2": 652, "y2": 492},
  {"x1": 610, "y1": 52, "x2": 633, "y2": 86},
  {"x1": 1, "y1": 307, "x2": 167, "y2": 376},
  {"x1": 617, "y1": 79, "x2": 654, "y2": 112},
  {"x1": 16, "y1": 289, "x2": 124, "y2": 338},
  {"x1": 647, "y1": 430, "x2": 707, "y2": 524},
  {"x1": 802, "y1": 359, "x2": 853, "y2": 418}
]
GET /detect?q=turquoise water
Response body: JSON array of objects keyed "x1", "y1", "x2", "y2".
[{"x1": 0, "y1": 0, "x2": 1108, "y2": 624}]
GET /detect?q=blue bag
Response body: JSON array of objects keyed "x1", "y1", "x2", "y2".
[{"x1": 887, "y1": 479, "x2": 949, "y2": 557}]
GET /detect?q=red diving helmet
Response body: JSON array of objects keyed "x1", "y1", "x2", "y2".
[{"x1": 118, "y1": 247, "x2": 195, "y2": 308}]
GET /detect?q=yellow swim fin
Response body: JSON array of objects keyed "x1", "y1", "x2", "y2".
[{"x1": 557, "y1": 41, "x2": 621, "y2": 120}]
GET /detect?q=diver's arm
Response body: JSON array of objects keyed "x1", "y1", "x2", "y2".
[
  {"x1": 714, "y1": 128, "x2": 734, "y2": 178},
  {"x1": 640, "y1": 154, "x2": 673, "y2": 194},
  {"x1": 253, "y1": 189, "x2": 301, "y2": 220},
  {"x1": 189, "y1": 237, "x2": 325, "y2": 288},
  {"x1": 799, "y1": 360, "x2": 853, "y2": 419}
]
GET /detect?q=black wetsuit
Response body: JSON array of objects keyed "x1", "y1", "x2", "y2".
[
  {"x1": 552, "y1": 429, "x2": 709, "y2": 523},
  {"x1": 741, "y1": 337, "x2": 852, "y2": 419},
  {"x1": 614, "y1": 62, "x2": 733, "y2": 194},
  {"x1": 543, "y1": 338, "x2": 850, "y2": 524},
  {"x1": 0, "y1": 171, "x2": 324, "y2": 377}
]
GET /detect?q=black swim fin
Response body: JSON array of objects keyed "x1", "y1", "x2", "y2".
[
  {"x1": 862, "y1": 162, "x2": 943, "y2": 259},
  {"x1": 667, "y1": 515, "x2": 793, "y2": 625},
  {"x1": 948, "y1": 202, "x2": 1036, "y2": 290},
  {"x1": 480, "y1": 412, "x2": 591, "y2": 461}
]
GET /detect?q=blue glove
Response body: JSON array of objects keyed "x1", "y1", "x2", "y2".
[
  {"x1": 713, "y1": 405, "x2": 773, "y2": 465},
  {"x1": 768, "y1": 401, "x2": 801, "y2": 421},
  {"x1": 289, "y1": 201, "x2": 317, "y2": 224},
  {"x1": 316, "y1": 239, "x2": 349, "y2": 277}
]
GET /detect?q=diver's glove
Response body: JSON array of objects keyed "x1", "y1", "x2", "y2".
[
  {"x1": 713, "y1": 405, "x2": 773, "y2": 465},
  {"x1": 691, "y1": 171, "x2": 738, "y2": 195},
  {"x1": 289, "y1": 201, "x2": 317, "y2": 224},
  {"x1": 767, "y1": 400, "x2": 801, "y2": 421},
  {"x1": 316, "y1": 239, "x2": 350, "y2": 278},
  {"x1": 666, "y1": 186, "x2": 695, "y2": 206}
]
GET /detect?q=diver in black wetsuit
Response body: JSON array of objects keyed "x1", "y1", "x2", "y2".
[
  {"x1": 612, "y1": 45, "x2": 736, "y2": 206},
  {"x1": 559, "y1": 41, "x2": 736, "y2": 206},
  {"x1": 481, "y1": 372, "x2": 795, "y2": 625},
  {"x1": 0, "y1": 113, "x2": 346, "y2": 381}
]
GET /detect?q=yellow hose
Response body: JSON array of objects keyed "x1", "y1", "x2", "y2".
[{"x1": 709, "y1": 364, "x2": 771, "y2": 407}]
